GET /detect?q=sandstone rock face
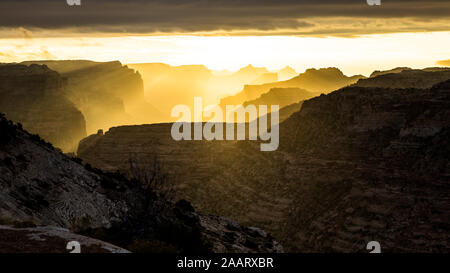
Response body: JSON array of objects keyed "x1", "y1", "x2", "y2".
[
  {"x1": 0, "y1": 64, "x2": 86, "y2": 152},
  {"x1": 22, "y1": 61, "x2": 162, "y2": 134},
  {"x1": 78, "y1": 80, "x2": 450, "y2": 252},
  {"x1": 354, "y1": 68, "x2": 450, "y2": 89},
  {"x1": 0, "y1": 114, "x2": 282, "y2": 253}
]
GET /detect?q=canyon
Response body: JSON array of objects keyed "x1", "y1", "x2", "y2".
[
  {"x1": 77, "y1": 74, "x2": 450, "y2": 252},
  {"x1": 1, "y1": 63, "x2": 449, "y2": 252}
]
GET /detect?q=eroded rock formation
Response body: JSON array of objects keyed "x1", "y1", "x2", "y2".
[
  {"x1": 22, "y1": 60, "x2": 163, "y2": 134},
  {"x1": 0, "y1": 64, "x2": 86, "y2": 152}
]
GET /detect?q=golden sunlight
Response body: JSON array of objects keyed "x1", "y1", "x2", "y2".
[{"x1": 1, "y1": 32, "x2": 449, "y2": 77}]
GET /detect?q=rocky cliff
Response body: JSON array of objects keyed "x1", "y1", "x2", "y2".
[
  {"x1": 77, "y1": 80, "x2": 450, "y2": 252},
  {"x1": 22, "y1": 60, "x2": 162, "y2": 134},
  {"x1": 0, "y1": 64, "x2": 86, "y2": 152},
  {"x1": 0, "y1": 113, "x2": 282, "y2": 253},
  {"x1": 220, "y1": 67, "x2": 364, "y2": 106}
]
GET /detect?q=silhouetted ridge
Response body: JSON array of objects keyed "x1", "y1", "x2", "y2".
[
  {"x1": 220, "y1": 67, "x2": 364, "y2": 106},
  {"x1": 354, "y1": 67, "x2": 450, "y2": 89}
]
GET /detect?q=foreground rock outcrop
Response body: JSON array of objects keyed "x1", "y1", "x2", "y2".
[
  {"x1": 0, "y1": 225, "x2": 129, "y2": 253},
  {"x1": 0, "y1": 64, "x2": 86, "y2": 152},
  {"x1": 0, "y1": 113, "x2": 282, "y2": 253},
  {"x1": 78, "y1": 80, "x2": 450, "y2": 252}
]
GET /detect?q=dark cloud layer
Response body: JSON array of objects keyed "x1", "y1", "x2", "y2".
[{"x1": 0, "y1": 0, "x2": 449, "y2": 36}]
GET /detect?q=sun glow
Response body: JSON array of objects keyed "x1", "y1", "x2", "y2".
[{"x1": 0, "y1": 32, "x2": 449, "y2": 76}]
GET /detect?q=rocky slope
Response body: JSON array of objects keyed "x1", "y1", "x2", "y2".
[
  {"x1": 277, "y1": 80, "x2": 450, "y2": 252},
  {"x1": 0, "y1": 64, "x2": 86, "y2": 152},
  {"x1": 0, "y1": 113, "x2": 282, "y2": 253},
  {"x1": 354, "y1": 68, "x2": 450, "y2": 89},
  {"x1": 22, "y1": 60, "x2": 163, "y2": 134},
  {"x1": 78, "y1": 80, "x2": 450, "y2": 252},
  {"x1": 0, "y1": 225, "x2": 130, "y2": 253},
  {"x1": 220, "y1": 68, "x2": 364, "y2": 107}
]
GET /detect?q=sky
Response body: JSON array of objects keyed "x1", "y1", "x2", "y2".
[{"x1": 0, "y1": 0, "x2": 449, "y2": 75}]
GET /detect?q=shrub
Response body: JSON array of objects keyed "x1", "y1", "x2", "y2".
[{"x1": 127, "y1": 154, "x2": 175, "y2": 201}]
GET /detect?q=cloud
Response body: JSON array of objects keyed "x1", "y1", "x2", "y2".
[
  {"x1": 0, "y1": 0, "x2": 449, "y2": 37},
  {"x1": 437, "y1": 59, "x2": 450, "y2": 66}
]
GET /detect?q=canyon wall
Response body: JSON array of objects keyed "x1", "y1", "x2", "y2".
[
  {"x1": 22, "y1": 60, "x2": 162, "y2": 134},
  {"x1": 0, "y1": 64, "x2": 86, "y2": 152}
]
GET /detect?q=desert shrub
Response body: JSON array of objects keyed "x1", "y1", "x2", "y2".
[{"x1": 127, "y1": 155, "x2": 175, "y2": 201}]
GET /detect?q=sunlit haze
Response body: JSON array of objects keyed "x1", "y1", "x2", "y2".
[{"x1": 1, "y1": 32, "x2": 449, "y2": 76}]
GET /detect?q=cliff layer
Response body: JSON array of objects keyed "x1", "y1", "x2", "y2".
[
  {"x1": 22, "y1": 60, "x2": 162, "y2": 134},
  {"x1": 0, "y1": 64, "x2": 86, "y2": 152}
]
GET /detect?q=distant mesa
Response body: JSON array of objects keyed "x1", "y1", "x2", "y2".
[
  {"x1": 235, "y1": 64, "x2": 269, "y2": 78},
  {"x1": 437, "y1": 59, "x2": 450, "y2": 67},
  {"x1": 220, "y1": 67, "x2": 364, "y2": 107},
  {"x1": 127, "y1": 63, "x2": 275, "y2": 118},
  {"x1": 354, "y1": 67, "x2": 450, "y2": 89},
  {"x1": 277, "y1": 66, "x2": 298, "y2": 81},
  {"x1": 370, "y1": 67, "x2": 412, "y2": 78}
]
